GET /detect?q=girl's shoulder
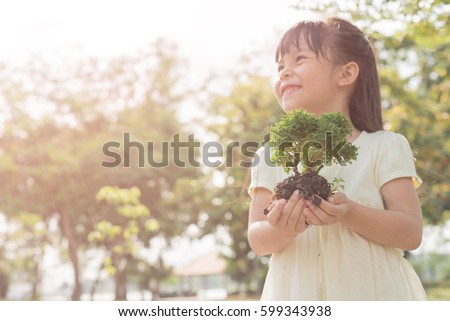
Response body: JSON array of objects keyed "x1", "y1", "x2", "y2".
[
  {"x1": 361, "y1": 131, "x2": 420, "y2": 189},
  {"x1": 357, "y1": 130, "x2": 415, "y2": 165},
  {"x1": 359, "y1": 130, "x2": 411, "y2": 148}
]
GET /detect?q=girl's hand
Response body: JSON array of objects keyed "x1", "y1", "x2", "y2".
[
  {"x1": 265, "y1": 190, "x2": 309, "y2": 236},
  {"x1": 303, "y1": 191, "x2": 353, "y2": 226}
]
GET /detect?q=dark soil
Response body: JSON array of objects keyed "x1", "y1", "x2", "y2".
[{"x1": 273, "y1": 169, "x2": 331, "y2": 206}]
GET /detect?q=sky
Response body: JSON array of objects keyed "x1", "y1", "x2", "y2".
[
  {"x1": 0, "y1": 0, "x2": 320, "y2": 126},
  {"x1": 0, "y1": 0, "x2": 312, "y2": 72}
]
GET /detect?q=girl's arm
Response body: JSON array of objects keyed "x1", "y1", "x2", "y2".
[
  {"x1": 248, "y1": 187, "x2": 308, "y2": 256},
  {"x1": 303, "y1": 177, "x2": 423, "y2": 251}
]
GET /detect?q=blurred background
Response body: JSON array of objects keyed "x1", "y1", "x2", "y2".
[{"x1": 0, "y1": 0, "x2": 449, "y2": 300}]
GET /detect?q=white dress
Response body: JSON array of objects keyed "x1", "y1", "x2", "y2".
[{"x1": 249, "y1": 130, "x2": 427, "y2": 300}]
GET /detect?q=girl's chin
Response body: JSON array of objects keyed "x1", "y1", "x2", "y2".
[
  {"x1": 281, "y1": 99, "x2": 308, "y2": 112},
  {"x1": 282, "y1": 105, "x2": 323, "y2": 115},
  {"x1": 281, "y1": 103, "x2": 296, "y2": 111},
  {"x1": 282, "y1": 105, "x2": 308, "y2": 113}
]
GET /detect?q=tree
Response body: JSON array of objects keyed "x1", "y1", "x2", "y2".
[
  {"x1": 88, "y1": 186, "x2": 159, "y2": 300},
  {"x1": 9, "y1": 212, "x2": 52, "y2": 299},
  {"x1": 269, "y1": 110, "x2": 358, "y2": 202},
  {"x1": 0, "y1": 39, "x2": 203, "y2": 299}
]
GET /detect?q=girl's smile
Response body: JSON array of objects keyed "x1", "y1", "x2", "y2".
[{"x1": 280, "y1": 83, "x2": 302, "y2": 97}]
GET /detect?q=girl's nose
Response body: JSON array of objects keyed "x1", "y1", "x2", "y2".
[{"x1": 278, "y1": 67, "x2": 292, "y2": 80}]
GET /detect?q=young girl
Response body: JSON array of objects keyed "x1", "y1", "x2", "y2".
[{"x1": 247, "y1": 17, "x2": 427, "y2": 300}]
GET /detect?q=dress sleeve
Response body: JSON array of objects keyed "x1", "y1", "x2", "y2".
[
  {"x1": 248, "y1": 145, "x2": 278, "y2": 197},
  {"x1": 375, "y1": 132, "x2": 422, "y2": 189}
]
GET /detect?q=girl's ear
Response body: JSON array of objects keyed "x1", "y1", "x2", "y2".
[{"x1": 337, "y1": 62, "x2": 359, "y2": 87}]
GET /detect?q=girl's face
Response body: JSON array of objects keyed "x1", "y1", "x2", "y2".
[{"x1": 274, "y1": 40, "x2": 342, "y2": 115}]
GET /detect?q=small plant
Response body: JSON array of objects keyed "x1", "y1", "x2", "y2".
[
  {"x1": 268, "y1": 109, "x2": 358, "y2": 207},
  {"x1": 330, "y1": 177, "x2": 346, "y2": 192}
]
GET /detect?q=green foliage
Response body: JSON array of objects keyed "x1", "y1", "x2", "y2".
[
  {"x1": 96, "y1": 186, "x2": 142, "y2": 206},
  {"x1": 331, "y1": 177, "x2": 346, "y2": 192},
  {"x1": 89, "y1": 186, "x2": 158, "y2": 248},
  {"x1": 270, "y1": 110, "x2": 358, "y2": 174},
  {"x1": 0, "y1": 39, "x2": 197, "y2": 299},
  {"x1": 2, "y1": 211, "x2": 53, "y2": 299},
  {"x1": 410, "y1": 251, "x2": 450, "y2": 284},
  {"x1": 88, "y1": 186, "x2": 161, "y2": 290}
]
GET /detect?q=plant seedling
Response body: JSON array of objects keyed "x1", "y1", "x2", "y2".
[{"x1": 266, "y1": 109, "x2": 358, "y2": 210}]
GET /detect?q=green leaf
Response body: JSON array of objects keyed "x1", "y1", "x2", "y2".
[
  {"x1": 145, "y1": 219, "x2": 160, "y2": 232},
  {"x1": 104, "y1": 265, "x2": 117, "y2": 276}
]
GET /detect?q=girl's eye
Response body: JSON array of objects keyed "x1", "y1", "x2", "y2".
[
  {"x1": 296, "y1": 55, "x2": 306, "y2": 62},
  {"x1": 277, "y1": 65, "x2": 284, "y2": 72}
]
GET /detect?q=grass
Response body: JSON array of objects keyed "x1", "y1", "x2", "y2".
[
  {"x1": 424, "y1": 281, "x2": 450, "y2": 300},
  {"x1": 226, "y1": 282, "x2": 450, "y2": 301}
]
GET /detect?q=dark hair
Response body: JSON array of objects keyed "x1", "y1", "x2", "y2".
[{"x1": 275, "y1": 17, "x2": 383, "y2": 132}]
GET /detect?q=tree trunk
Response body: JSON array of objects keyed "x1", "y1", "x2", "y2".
[
  {"x1": 151, "y1": 278, "x2": 161, "y2": 300},
  {"x1": 0, "y1": 269, "x2": 9, "y2": 299},
  {"x1": 90, "y1": 263, "x2": 104, "y2": 300},
  {"x1": 115, "y1": 270, "x2": 127, "y2": 300},
  {"x1": 59, "y1": 210, "x2": 82, "y2": 300},
  {"x1": 113, "y1": 254, "x2": 128, "y2": 300},
  {"x1": 0, "y1": 247, "x2": 9, "y2": 299},
  {"x1": 30, "y1": 254, "x2": 41, "y2": 300}
]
